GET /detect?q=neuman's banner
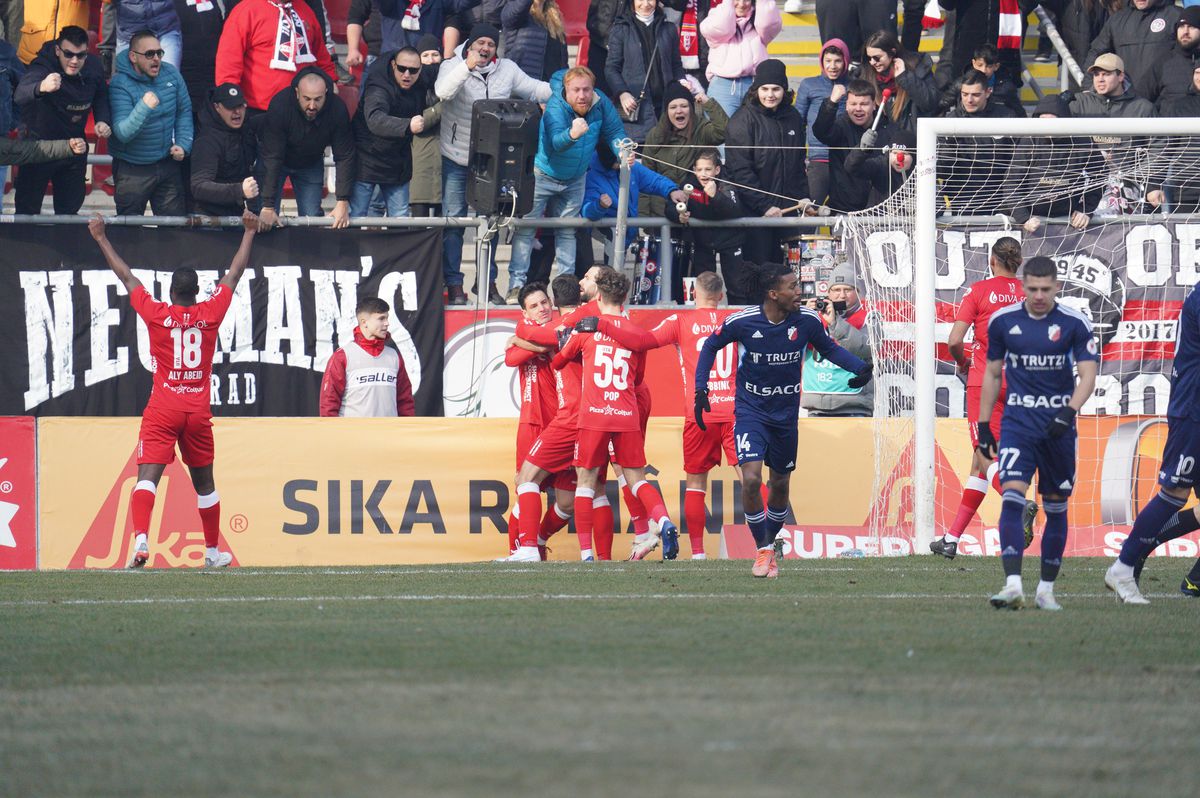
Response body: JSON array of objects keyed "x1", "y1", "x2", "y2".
[{"x1": 34, "y1": 417, "x2": 1197, "y2": 567}]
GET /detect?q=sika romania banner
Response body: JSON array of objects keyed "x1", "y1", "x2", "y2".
[
  {"x1": 0, "y1": 417, "x2": 37, "y2": 570},
  {"x1": 0, "y1": 225, "x2": 445, "y2": 416},
  {"x1": 35, "y1": 416, "x2": 1198, "y2": 568}
]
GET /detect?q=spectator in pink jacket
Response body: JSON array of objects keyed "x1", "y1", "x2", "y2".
[{"x1": 700, "y1": 0, "x2": 783, "y2": 117}]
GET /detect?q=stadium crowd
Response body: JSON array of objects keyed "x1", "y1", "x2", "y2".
[{"x1": 1, "y1": 0, "x2": 1199, "y2": 302}]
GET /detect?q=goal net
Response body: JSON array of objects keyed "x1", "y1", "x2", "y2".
[{"x1": 839, "y1": 117, "x2": 1200, "y2": 557}]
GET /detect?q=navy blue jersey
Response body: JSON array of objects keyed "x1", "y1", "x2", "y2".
[
  {"x1": 696, "y1": 305, "x2": 867, "y2": 425},
  {"x1": 1168, "y1": 286, "x2": 1200, "y2": 421},
  {"x1": 987, "y1": 301, "x2": 1098, "y2": 435}
]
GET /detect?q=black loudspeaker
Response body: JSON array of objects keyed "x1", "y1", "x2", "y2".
[{"x1": 466, "y1": 99, "x2": 542, "y2": 217}]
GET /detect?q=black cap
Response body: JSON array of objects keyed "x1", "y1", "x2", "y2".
[
  {"x1": 1181, "y1": 6, "x2": 1200, "y2": 28},
  {"x1": 463, "y1": 23, "x2": 500, "y2": 54},
  {"x1": 750, "y1": 59, "x2": 789, "y2": 92},
  {"x1": 213, "y1": 83, "x2": 247, "y2": 109}
]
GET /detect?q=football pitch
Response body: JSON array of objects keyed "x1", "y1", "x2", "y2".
[{"x1": 1, "y1": 558, "x2": 1195, "y2": 797}]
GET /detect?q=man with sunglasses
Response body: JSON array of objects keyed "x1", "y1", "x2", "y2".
[
  {"x1": 109, "y1": 29, "x2": 193, "y2": 216},
  {"x1": 13, "y1": 25, "x2": 111, "y2": 215}
]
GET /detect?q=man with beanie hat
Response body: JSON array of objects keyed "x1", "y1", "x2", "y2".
[
  {"x1": 435, "y1": 22, "x2": 552, "y2": 304},
  {"x1": 801, "y1": 262, "x2": 874, "y2": 417},
  {"x1": 408, "y1": 34, "x2": 444, "y2": 218}
]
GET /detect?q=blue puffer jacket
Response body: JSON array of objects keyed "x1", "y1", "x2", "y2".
[
  {"x1": 109, "y1": 53, "x2": 193, "y2": 164},
  {"x1": 535, "y1": 69, "x2": 628, "y2": 183},
  {"x1": 582, "y1": 151, "x2": 678, "y2": 247}
]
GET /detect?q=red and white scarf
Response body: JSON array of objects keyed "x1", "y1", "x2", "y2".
[
  {"x1": 268, "y1": 1, "x2": 316, "y2": 72},
  {"x1": 680, "y1": 0, "x2": 699, "y2": 70},
  {"x1": 402, "y1": 0, "x2": 426, "y2": 31},
  {"x1": 997, "y1": 0, "x2": 1022, "y2": 50}
]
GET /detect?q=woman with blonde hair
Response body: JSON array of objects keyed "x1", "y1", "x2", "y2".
[{"x1": 489, "y1": 0, "x2": 569, "y2": 80}]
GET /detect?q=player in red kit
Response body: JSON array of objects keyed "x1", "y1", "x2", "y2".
[
  {"x1": 559, "y1": 269, "x2": 682, "y2": 560},
  {"x1": 594, "y1": 271, "x2": 739, "y2": 559},
  {"x1": 88, "y1": 212, "x2": 258, "y2": 569},
  {"x1": 932, "y1": 236, "x2": 1038, "y2": 559}
]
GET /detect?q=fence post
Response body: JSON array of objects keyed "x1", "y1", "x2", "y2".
[{"x1": 613, "y1": 139, "x2": 633, "y2": 271}]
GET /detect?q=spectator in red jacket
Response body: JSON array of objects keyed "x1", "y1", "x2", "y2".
[
  {"x1": 214, "y1": 0, "x2": 337, "y2": 112},
  {"x1": 320, "y1": 296, "x2": 416, "y2": 417}
]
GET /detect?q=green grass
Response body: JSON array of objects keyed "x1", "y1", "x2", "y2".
[{"x1": 1, "y1": 559, "x2": 1196, "y2": 798}]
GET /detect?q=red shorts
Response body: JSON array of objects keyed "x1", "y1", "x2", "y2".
[
  {"x1": 138, "y1": 407, "x2": 215, "y2": 467},
  {"x1": 553, "y1": 470, "x2": 577, "y2": 492},
  {"x1": 966, "y1": 385, "x2": 1005, "y2": 448},
  {"x1": 576, "y1": 428, "x2": 646, "y2": 469},
  {"x1": 527, "y1": 420, "x2": 578, "y2": 475},
  {"x1": 516, "y1": 422, "x2": 543, "y2": 470},
  {"x1": 682, "y1": 418, "x2": 737, "y2": 474}
]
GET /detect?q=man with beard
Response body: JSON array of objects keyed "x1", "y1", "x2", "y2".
[{"x1": 1145, "y1": 6, "x2": 1200, "y2": 109}]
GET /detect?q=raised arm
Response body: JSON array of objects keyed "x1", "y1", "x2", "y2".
[
  {"x1": 219, "y1": 211, "x2": 260, "y2": 292},
  {"x1": 595, "y1": 317, "x2": 664, "y2": 352},
  {"x1": 88, "y1": 215, "x2": 144, "y2": 294}
]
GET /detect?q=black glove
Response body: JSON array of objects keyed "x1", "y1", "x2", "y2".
[
  {"x1": 694, "y1": 387, "x2": 711, "y2": 431},
  {"x1": 859, "y1": 128, "x2": 879, "y2": 150},
  {"x1": 847, "y1": 363, "x2": 873, "y2": 389},
  {"x1": 1046, "y1": 406, "x2": 1076, "y2": 439},
  {"x1": 976, "y1": 422, "x2": 998, "y2": 460},
  {"x1": 575, "y1": 316, "x2": 600, "y2": 333},
  {"x1": 556, "y1": 326, "x2": 572, "y2": 350}
]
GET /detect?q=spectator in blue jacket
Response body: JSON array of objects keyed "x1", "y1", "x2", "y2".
[
  {"x1": 582, "y1": 144, "x2": 687, "y2": 253},
  {"x1": 794, "y1": 38, "x2": 848, "y2": 205},
  {"x1": 0, "y1": 37, "x2": 23, "y2": 198},
  {"x1": 110, "y1": 30, "x2": 193, "y2": 216},
  {"x1": 505, "y1": 66, "x2": 630, "y2": 303}
]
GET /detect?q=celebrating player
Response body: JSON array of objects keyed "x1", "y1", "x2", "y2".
[
  {"x1": 560, "y1": 270, "x2": 682, "y2": 560},
  {"x1": 695, "y1": 263, "x2": 871, "y2": 578},
  {"x1": 1104, "y1": 282, "x2": 1200, "y2": 604},
  {"x1": 932, "y1": 237, "x2": 1038, "y2": 559},
  {"x1": 977, "y1": 256, "x2": 1098, "y2": 610},
  {"x1": 592, "y1": 271, "x2": 740, "y2": 559},
  {"x1": 88, "y1": 212, "x2": 258, "y2": 569}
]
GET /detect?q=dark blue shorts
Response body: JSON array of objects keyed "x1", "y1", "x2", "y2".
[
  {"x1": 734, "y1": 418, "x2": 798, "y2": 473},
  {"x1": 997, "y1": 428, "x2": 1077, "y2": 496},
  {"x1": 1159, "y1": 416, "x2": 1200, "y2": 493}
]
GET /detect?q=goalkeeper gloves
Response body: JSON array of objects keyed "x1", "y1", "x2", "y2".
[
  {"x1": 1046, "y1": 406, "x2": 1077, "y2": 439},
  {"x1": 575, "y1": 316, "x2": 600, "y2": 333},
  {"x1": 976, "y1": 422, "x2": 998, "y2": 459},
  {"x1": 847, "y1": 363, "x2": 873, "y2": 389},
  {"x1": 694, "y1": 387, "x2": 711, "y2": 431}
]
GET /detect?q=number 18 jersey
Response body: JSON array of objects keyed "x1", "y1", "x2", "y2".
[
  {"x1": 130, "y1": 285, "x2": 233, "y2": 414},
  {"x1": 557, "y1": 314, "x2": 645, "y2": 432}
]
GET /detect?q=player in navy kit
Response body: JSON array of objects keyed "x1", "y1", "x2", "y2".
[
  {"x1": 695, "y1": 262, "x2": 872, "y2": 578},
  {"x1": 1104, "y1": 284, "x2": 1200, "y2": 604},
  {"x1": 977, "y1": 256, "x2": 1099, "y2": 610}
]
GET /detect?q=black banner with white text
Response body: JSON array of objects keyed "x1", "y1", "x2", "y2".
[{"x1": 0, "y1": 225, "x2": 445, "y2": 416}]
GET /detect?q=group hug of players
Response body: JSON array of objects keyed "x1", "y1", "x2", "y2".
[{"x1": 86, "y1": 211, "x2": 1200, "y2": 603}]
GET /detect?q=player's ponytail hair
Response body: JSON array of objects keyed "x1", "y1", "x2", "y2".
[
  {"x1": 991, "y1": 236, "x2": 1023, "y2": 274},
  {"x1": 743, "y1": 262, "x2": 792, "y2": 305}
]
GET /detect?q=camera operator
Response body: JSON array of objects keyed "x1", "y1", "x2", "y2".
[{"x1": 801, "y1": 264, "x2": 874, "y2": 417}]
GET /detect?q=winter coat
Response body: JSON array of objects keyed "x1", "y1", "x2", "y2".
[
  {"x1": 16, "y1": 0, "x2": 90, "y2": 65},
  {"x1": 699, "y1": 0, "x2": 782, "y2": 81},
  {"x1": 434, "y1": 52, "x2": 551, "y2": 166},
  {"x1": 938, "y1": 100, "x2": 1019, "y2": 213},
  {"x1": 812, "y1": 98, "x2": 882, "y2": 211},
  {"x1": 723, "y1": 93, "x2": 809, "y2": 215},
  {"x1": 937, "y1": 71, "x2": 1025, "y2": 117},
  {"x1": 190, "y1": 88, "x2": 259, "y2": 216},
  {"x1": 535, "y1": 69, "x2": 627, "y2": 182},
  {"x1": 15, "y1": 41, "x2": 112, "y2": 139},
  {"x1": 938, "y1": 0, "x2": 1030, "y2": 89},
  {"x1": 108, "y1": 0, "x2": 182, "y2": 40},
  {"x1": 605, "y1": 10, "x2": 686, "y2": 142},
  {"x1": 483, "y1": 0, "x2": 568, "y2": 81},
  {"x1": 581, "y1": 152, "x2": 679, "y2": 247},
  {"x1": 641, "y1": 96, "x2": 728, "y2": 214},
  {"x1": 348, "y1": 0, "x2": 384, "y2": 57},
  {"x1": 377, "y1": 0, "x2": 480, "y2": 51},
  {"x1": 1067, "y1": 87, "x2": 1156, "y2": 117},
  {"x1": 1039, "y1": 0, "x2": 1116, "y2": 84},
  {"x1": 1152, "y1": 91, "x2": 1200, "y2": 212},
  {"x1": 0, "y1": 39, "x2": 23, "y2": 136},
  {"x1": 1004, "y1": 135, "x2": 1106, "y2": 223},
  {"x1": 409, "y1": 81, "x2": 442, "y2": 204},
  {"x1": 844, "y1": 145, "x2": 914, "y2": 202},
  {"x1": 586, "y1": 0, "x2": 624, "y2": 47},
  {"x1": 795, "y1": 74, "x2": 847, "y2": 162},
  {"x1": 258, "y1": 66, "x2": 357, "y2": 205},
  {"x1": 172, "y1": 0, "x2": 227, "y2": 114},
  {"x1": 353, "y1": 51, "x2": 434, "y2": 184},
  {"x1": 1144, "y1": 42, "x2": 1200, "y2": 109},
  {"x1": 0, "y1": 136, "x2": 74, "y2": 165},
  {"x1": 800, "y1": 307, "x2": 874, "y2": 417},
  {"x1": 215, "y1": 0, "x2": 338, "y2": 111},
  {"x1": 109, "y1": 53, "x2": 193, "y2": 164},
  {"x1": 665, "y1": 181, "x2": 746, "y2": 252},
  {"x1": 851, "y1": 52, "x2": 939, "y2": 133},
  {"x1": 1085, "y1": 0, "x2": 1181, "y2": 98}
]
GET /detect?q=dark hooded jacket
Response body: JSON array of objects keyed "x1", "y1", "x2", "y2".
[
  {"x1": 1143, "y1": 39, "x2": 1200, "y2": 109},
  {"x1": 258, "y1": 66, "x2": 357, "y2": 207},
  {"x1": 723, "y1": 89, "x2": 809, "y2": 214},
  {"x1": 605, "y1": 9, "x2": 686, "y2": 141},
  {"x1": 1150, "y1": 87, "x2": 1200, "y2": 212},
  {"x1": 1085, "y1": 0, "x2": 1182, "y2": 97},
  {"x1": 352, "y1": 50, "x2": 434, "y2": 185},
  {"x1": 14, "y1": 41, "x2": 111, "y2": 140},
  {"x1": 483, "y1": 0, "x2": 569, "y2": 81},
  {"x1": 938, "y1": 99, "x2": 1020, "y2": 214},
  {"x1": 812, "y1": 96, "x2": 887, "y2": 212},
  {"x1": 190, "y1": 88, "x2": 259, "y2": 216}
]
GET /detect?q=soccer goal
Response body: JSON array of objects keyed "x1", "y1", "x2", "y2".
[{"x1": 839, "y1": 116, "x2": 1200, "y2": 555}]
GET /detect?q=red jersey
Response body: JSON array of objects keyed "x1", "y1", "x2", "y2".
[
  {"x1": 554, "y1": 314, "x2": 643, "y2": 432},
  {"x1": 506, "y1": 319, "x2": 557, "y2": 427},
  {"x1": 955, "y1": 275, "x2": 1024, "y2": 387},
  {"x1": 130, "y1": 285, "x2": 233, "y2": 413},
  {"x1": 651, "y1": 309, "x2": 737, "y2": 422}
]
